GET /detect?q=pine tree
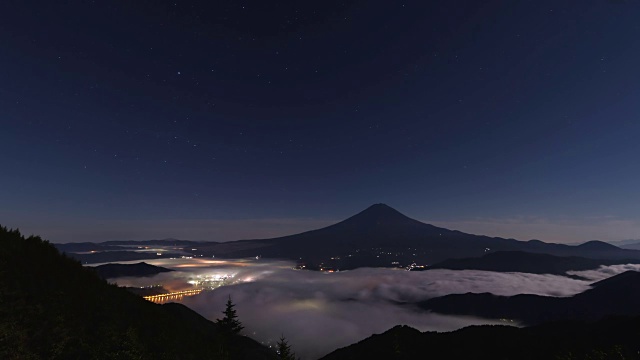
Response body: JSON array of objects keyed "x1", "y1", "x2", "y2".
[
  {"x1": 277, "y1": 335, "x2": 297, "y2": 360},
  {"x1": 215, "y1": 295, "x2": 244, "y2": 335}
]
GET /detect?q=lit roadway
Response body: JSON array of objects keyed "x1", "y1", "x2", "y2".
[{"x1": 143, "y1": 289, "x2": 203, "y2": 303}]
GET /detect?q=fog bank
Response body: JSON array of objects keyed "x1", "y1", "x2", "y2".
[{"x1": 108, "y1": 258, "x2": 608, "y2": 359}]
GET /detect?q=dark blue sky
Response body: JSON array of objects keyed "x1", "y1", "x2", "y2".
[{"x1": 2, "y1": 0, "x2": 640, "y2": 243}]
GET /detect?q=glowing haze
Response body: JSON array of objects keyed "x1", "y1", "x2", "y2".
[{"x1": 103, "y1": 258, "x2": 640, "y2": 359}]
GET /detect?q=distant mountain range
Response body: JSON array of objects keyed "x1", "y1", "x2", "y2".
[
  {"x1": 56, "y1": 204, "x2": 640, "y2": 270},
  {"x1": 101, "y1": 239, "x2": 213, "y2": 246},
  {"x1": 63, "y1": 250, "x2": 187, "y2": 264},
  {"x1": 621, "y1": 242, "x2": 640, "y2": 250},
  {"x1": 419, "y1": 270, "x2": 640, "y2": 326},
  {"x1": 420, "y1": 250, "x2": 633, "y2": 276},
  {"x1": 607, "y1": 238, "x2": 640, "y2": 248},
  {"x1": 207, "y1": 204, "x2": 640, "y2": 269}
]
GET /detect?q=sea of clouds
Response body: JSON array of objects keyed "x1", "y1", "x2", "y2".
[{"x1": 108, "y1": 258, "x2": 639, "y2": 359}]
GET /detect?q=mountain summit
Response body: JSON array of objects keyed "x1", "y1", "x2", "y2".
[
  {"x1": 203, "y1": 204, "x2": 483, "y2": 267},
  {"x1": 324, "y1": 203, "x2": 447, "y2": 238},
  {"x1": 343, "y1": 203, "x2": 415, "y2": 224},
  {"x1": 333, "y1": 204, "x2": 431, "y2": 229}
]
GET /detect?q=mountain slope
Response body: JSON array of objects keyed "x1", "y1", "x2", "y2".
[
  {"x1": 319, "y1": 317, "x2": 640, "y2": 360},
  {"x1": 0, "y1": 226, "x2": 276, "y2": 360},
  {"x1": 189, "y1": 204, "x2": 504, "y2": 268}
]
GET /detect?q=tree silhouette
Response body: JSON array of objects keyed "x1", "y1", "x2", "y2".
[
  {"x1": 277, "y1": 335, "x2": 297, "y2": 360},
  {"x1": 215, "y1": 295, "x2": 244, "y2": 335}
]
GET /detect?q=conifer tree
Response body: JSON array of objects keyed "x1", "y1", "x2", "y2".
[
  {"x1": 277, "y1": 335, "x2": 297, "y2": 360},
  {"x1": 215, "y1": 295, "x2": 244, "y2": 335}
]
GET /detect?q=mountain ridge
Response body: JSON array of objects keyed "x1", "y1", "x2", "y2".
[
  {"x1": 92, "y1": 262, "x2": 174, "y2": 279},
  {"x1": 54, "y1": 204, "x2": 640, "y2": 269},
  {"x1": 204, "y1": 204, "x2": 640, "y2": 268},
  {"x1": 319, "y1": 316, "x2": 640, "y2": 360},
  {"x1": 422, "y1": 251, "x2": 632, "y2": 275}
]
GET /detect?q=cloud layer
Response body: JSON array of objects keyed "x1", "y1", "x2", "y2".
[
  {"x1": 567, "y1": 263, "x2": 640, "y2": 281},
  {"x1": 182, "y1": 267, "x2": 592, "y2": 359},
  {"x1": 108, "y1": 258, "x2": 609, "y2": 359}
]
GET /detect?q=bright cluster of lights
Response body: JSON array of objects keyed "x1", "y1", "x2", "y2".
[
  {"x1": 110, "y1": 257, "x2": 295, "y2": 304},
  {"x1": 187, "y1": 273, "x2": 235, "y2": 289}
]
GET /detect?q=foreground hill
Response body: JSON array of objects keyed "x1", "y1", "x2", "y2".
[
  {"x1": 0, "y1": 226, "x2": 276, "y2": 360},
  {"x1": 320, "y1": 317, "x2": 640, "y2": 360},
  {"x1": 422, "y1": 251, "x2": 629, "y2": 276},
  {"x1": 419, "y1": 270, "x2": 640, "y2": 326}
]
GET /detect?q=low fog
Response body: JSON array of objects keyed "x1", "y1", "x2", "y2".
[
  {"x1": 568, "y1": 263, "x2": 640, "y2": 281},
  {"x1": 108, "y1": 258, "x2": 636, "y2": 359}
]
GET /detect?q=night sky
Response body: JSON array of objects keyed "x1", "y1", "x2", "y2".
[{"x1": 2, "y1": 0, "x2": 640, "y2": 243}]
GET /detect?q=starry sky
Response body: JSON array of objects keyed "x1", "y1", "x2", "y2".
[{"x1": 2, "y1": 0, "x2": 640, "y2": 243}]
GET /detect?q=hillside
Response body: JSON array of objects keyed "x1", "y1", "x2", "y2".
[
  {"x1": 0, "y1": 226, "x2": 276, "y2": 360},
  {"x1": 319, "y1": 317, "x2": 640, "y2": 360},
  {"x1": 92, "y1": 262, "x2": 174, "y2": 279}
]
